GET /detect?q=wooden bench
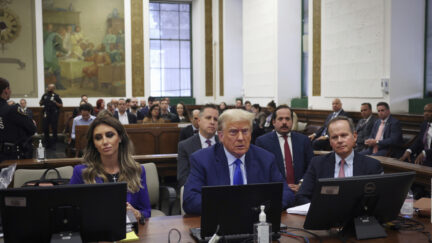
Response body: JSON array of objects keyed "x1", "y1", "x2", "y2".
[
  {"x1": 2, "y1": 154, "x2": 178, "y2": 179},
  {"x1": 75, "y1": 123, "x2": 182, "y2": 156}
]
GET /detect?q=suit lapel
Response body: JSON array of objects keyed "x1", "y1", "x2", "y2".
[
  {"x1": 325, "y1": 153, "x2": 336, "y2": 177},
  {"x1": 353, "y1": 152, "x2": 363, "y2": 176},
  {"x1": 214, "y1": 144, "x2": 231, "y2": 185},
  {"x1": 191, "y1": 134, "x2": 202, "y2": 150},
  {"x1": 271, "y1": 132, "x2": 285, "y2": 176}
]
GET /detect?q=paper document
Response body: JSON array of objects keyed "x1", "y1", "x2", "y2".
[{"x1": 286, "y1": 203, "x2": 310, "y2": 215}]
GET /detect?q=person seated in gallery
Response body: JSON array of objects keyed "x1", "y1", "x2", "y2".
[
  {"x1": 143, "y1": 104, "x2": 165, "y2": 123},
  {"x1": 70, "y1": 116, "x2": 151, "y2": 222},
  {"x1": 176, "y1": 102, "x2": 190, "y2": 123}
]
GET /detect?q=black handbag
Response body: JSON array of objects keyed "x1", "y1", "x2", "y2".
[{"x1": 22, "y1": 168, "x2": 70, "y2": 187}]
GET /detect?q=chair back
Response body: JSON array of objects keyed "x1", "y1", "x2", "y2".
[
  {"x1": 13, "y1": 166, "x2": 74, "y2": 188},
  {"x1": 143, "y1": 163, "x2": 159, "y2": 207},
  {"x1": 180, "y1": 186, "x2": 185, "y2": 215}
]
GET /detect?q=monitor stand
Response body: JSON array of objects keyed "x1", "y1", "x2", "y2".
[
  {"x1": 50, "y1": 232, "x2": 82, "y2": 243},
  {"x1": 353, "y1": 216, "x2": 387, "y2": 240}
]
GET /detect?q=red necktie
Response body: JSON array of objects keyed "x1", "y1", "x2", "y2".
[
  {"x1": 205, "y1": 139, "x2": 212, "y2": 147},
  {"x1": 338, "y1": 159, "x2": 345, "y2": 178},
  {"x1": 283, "y1": 135, "x2": 294, "y2": 184}
]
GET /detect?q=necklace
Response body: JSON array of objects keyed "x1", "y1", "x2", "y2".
[{"x1": 108, "y1": 172, "x2": 119, "y2": 182}]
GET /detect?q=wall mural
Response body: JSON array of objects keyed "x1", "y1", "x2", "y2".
[
  {"x1": 42, "y1": 0, "x2": 125, "y2": 97},
  {"x1": 0, "y1": 0, "x2": 38, "y2": 98}
]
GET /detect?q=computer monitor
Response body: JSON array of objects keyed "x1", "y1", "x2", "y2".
[
  {"x1": 192, "y1": 182, "x2": 283, "y2": 241},
  {"x1": 0, "y1": 183, "x2": 127, "y2": 243},
  {"x1": 304, "y1": 171, "x2": 416, "y2": 240}
]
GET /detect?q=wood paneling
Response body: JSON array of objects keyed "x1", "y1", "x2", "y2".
[
  {"x1": 131, "y1": 0, "x2": 145, "y2": 96},
  {"x1": 205, "y1": 0, "x2": 213, "y2": 96},
  {"x1": 219, "y1": 0, "x2": 224, "y2": 96},
  {"x1": 312, "y1": 0, "x2": 321, "y2": 96}
]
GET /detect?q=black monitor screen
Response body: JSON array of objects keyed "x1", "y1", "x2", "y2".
[
  {"x1": 304, "y1": 172, "x2": 415, "y2": 232},
  {"x1": 0, "y1": 183, "x2": 127, "y2": 243},
  {"x1": 200, "y1": 182, "x2": 283, "y2": 238}
]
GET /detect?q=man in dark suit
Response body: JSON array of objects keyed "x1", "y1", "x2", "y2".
[
  {"x1": 308, "y1": 98, "x2": 348, "y2": 150},
  {"x1": 177, "y1": 105, "x2": 219, "y2": 187},
  {"x1": 160, "y1": 99, "x2": 179, "y2": 122},
  {"x1": 179, "y1": 109, "x2": 200, "y2": 142},
  {"x1": 355, "y1": 103, "x2": 377, "y2": 152},
  {"x1": 296, "y1": 116, "x2": 383, "y2": 205},
  {"x1": 137, "y1": 96, "x2": 155, "y2": 120},
  {"x1": 362, "y1": 102, "x2": 403, "y2": 157},
  {"x1": 256, "y1": 105, "x2": 313, "y2": 192},
  {"x1": 114, "y1": 98, "x2": 137, "y2": 124},
  {"x1": 183, "y1": 109, "x2": 294, "y2": 215},
  {"x1": 19, "y1": 98, "x2": 33, "y2": 120},
  {"x1": 400, "y1": 103, "x2": 432, "y2": 166}
]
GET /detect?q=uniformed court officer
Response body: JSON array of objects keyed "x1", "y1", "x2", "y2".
[
  {"x1": 0, "y1": 78, "x2": 36, "y2": 162},
  {"x1": 39, "y1": 84, "x2": 63, "y2": 149}
]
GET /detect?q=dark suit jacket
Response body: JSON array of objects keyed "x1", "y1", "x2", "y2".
[
  {"x1": 295, "y1": 151, "x2": 383, "y2": 205},
  {"x1": 365, "y1": 115, "x2": 403, "y2": 157},
  {"x1": 314, "y1": 109, "x2": 348, "y2": 137},
  {"x1": 177, "y1": 134, "x2": 219, "y2": 187},
  {"x1": 355, "y1": 115, "x2": 378, "y2": 152},
  {"x1": 183, "y1": 143, "x2": 294, "y2": 215},
  {"x1": 179, "y1": 125, "x2": 197, "y2": 142},
  {"x1": 408, "y1": 121, "x2": 432, "y2": 165},
  {"x1": 113, "y1": 111, "x2": 138, "y2": 124},
  {"x1": 137, "y1": 106, "x2": 149, "y2": 120},
  {"x1": 255, "y1": 131, "x2": 313, "y2": 184}
]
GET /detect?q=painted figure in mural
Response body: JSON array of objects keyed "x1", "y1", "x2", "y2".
[
  {"x1": 103, "y1": 27, "x2": 117, "y2": 52},
  {"x1": 63, "y1": 25, "x2": 73, "y2": 55},
  {"x1": 44, "y1": 26, "x2": 67, "y2": 90},
  {"x1": 82, "y1": 45, "x2": 111, "y2": 88},
  {"x1": 71, "y1": 26, "x2": 85, "y2": 59}
]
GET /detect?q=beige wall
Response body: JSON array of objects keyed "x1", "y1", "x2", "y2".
[{"x1": 0, "y1": 0, "x2": 38, "y2": 98}]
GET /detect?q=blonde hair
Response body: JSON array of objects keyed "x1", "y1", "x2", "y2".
[
  {"x1": 82, "y1": 116, "x2": 142, "y2": 193},
  {"x1": 218, "y1": 109, "x2": 254, "y2": 130}
]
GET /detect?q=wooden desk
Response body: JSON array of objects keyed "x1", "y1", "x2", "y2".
[
  {"x1": 372, "y1": 156, "x2": 432, "y2": 190},
  {"x1": 136, "y1": 213, "x2": 432, "y2": 242}
]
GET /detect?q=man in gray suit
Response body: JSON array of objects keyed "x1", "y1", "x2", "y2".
[
  {"x1": 177, "y1": 104, "x2": 219, "y2": 187},
  {"x1": 355, "y1": 103, "x2": 377, "y2": 152}
]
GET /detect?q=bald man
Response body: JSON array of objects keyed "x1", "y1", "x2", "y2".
[{"x1": 308, "y1": 98, "x2": 348, "y2": 151}]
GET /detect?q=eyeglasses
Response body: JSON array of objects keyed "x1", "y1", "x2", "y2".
[{"x1": 227, "y1": 128, "x2": 250, "y2": 136}]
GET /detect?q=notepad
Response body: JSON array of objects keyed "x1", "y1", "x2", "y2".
[
  {"x1": 286, "y1": 203, "x2": 310, "y2": 215},
  {"x1": 120, "y1": 231, "x2": 139, "y2": 242}
]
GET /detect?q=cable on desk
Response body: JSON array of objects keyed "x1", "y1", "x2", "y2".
[
  {"x1": 280, "y1": 230, "x2": 310, "y2": 243},
  {"x1": 168, "y1": 228, "x2": 181, "y2": 243},
  {"x1": 385, "y1": 216, "x2": 432, "y2": 243},
  {"x1": 283, "y1": 226, "x2": 322, "y2": 243}
]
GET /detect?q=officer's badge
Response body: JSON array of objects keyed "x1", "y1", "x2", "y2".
[{"x1": 17, "y1": 106, "x2": 26, "y2": 116}]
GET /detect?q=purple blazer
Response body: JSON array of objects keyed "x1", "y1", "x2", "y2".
[{"x1": 70, "y1": 164, "x2": 151, "y2": 218}]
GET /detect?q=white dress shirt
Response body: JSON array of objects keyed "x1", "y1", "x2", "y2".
[
  {"x1": 276, "y1": 132, "x2": 294, "y2": 176},
  {"x1": 334, "y1": 151, "x2": 354, "y2": 178},
  {"x1": 199, "y1": 133, "x2": 216, "y2": 148},
  {"x1": 223, "y1": 147, "x2": 247, "y2": 185}
]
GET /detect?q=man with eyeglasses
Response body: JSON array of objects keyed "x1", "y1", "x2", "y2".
[
  {"x1": 183, "y1": 109, "x2": 294, "y2": 215},
  {"x1": 177, "y1": 105, "x2": 219, "y2": 187}
]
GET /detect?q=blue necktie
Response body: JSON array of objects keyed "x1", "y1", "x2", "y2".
[{"x1": 233, "y1": 159, "x2": 244, "y2": 185}]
